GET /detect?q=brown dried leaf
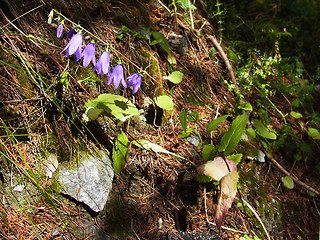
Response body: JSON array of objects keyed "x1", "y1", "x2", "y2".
[
  {"x1": 197, "y1": 156, "x2": 237, "y2": 181},
  {"x1": 215, "y1": 171, "x2": 239, "y2": 230}
]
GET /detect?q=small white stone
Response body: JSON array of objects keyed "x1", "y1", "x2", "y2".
[
  {"x1": 241, "y1": 133, "x2": 249, "y2": 142},
  {"x1": 258, "y1": 150, "x2": 266, "y2": 163},
  {"x1": 13, "y1": 184, "x2": 25, "y2": 192}
]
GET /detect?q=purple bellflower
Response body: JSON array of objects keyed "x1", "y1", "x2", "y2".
[
  {"x1": 57, "y1": 24, "x2": 63, "y2": 38},
  {"x1": 92, "y1": 51, "x2": 110, "y2": 75},
  {"x1": 127, "y1": 73, "x2": 142, "y2": 94},
  {"x1": 81, "y1": 42, "x2": 96, "y2": 67},
  {"x1": 67, "y1": 28, "x2": 76, "y2": 39},
  {"x1": 108, "y1": 64, "x2": 127, "y2": 88},
  {"x1": 61, "y1": 33, "x2": 82, "y2": 61}
]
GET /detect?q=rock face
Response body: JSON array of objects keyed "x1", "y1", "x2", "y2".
[{"x1": 58, "y1": 151, "x2": 114, "y2": 212}]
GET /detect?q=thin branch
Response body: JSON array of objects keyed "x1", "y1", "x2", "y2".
[
  {"x1": 242, "y1": 199, "x2": 271, "y2": 240},
  {"x1": 266, "y1": 152, "x2": 320, "y2": 195},
  {"x1": 207, "y1": 35, "x2": 239, "y2": 92}
]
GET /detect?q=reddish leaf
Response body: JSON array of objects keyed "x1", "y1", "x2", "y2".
[
  {"x1": 215, "y1": 171, "x2": 239, "y2": 230},
  {"x1": 197, "y1": 157, "x2": 237, "y2": 181}
]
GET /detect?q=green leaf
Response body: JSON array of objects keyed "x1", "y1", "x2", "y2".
[
  {"x1": 84, "y1": 94, "x2": 140, "y2": 120},
  {"x1": 155, "y1": 95, "x2": 174, "y2": 110},
  {"x1": 188, "y1": 111, "x2": 199, "y2": 123},
  {"x1": 167, "y1": 71, "x2": 183, "y2": 84},
  {"x1": 150, "y1": 31, "x2": 171, "y2": 55},
  {"x1": 290, "y1": 111, "x2": 303, "y2": 119},
  {"x1": 281, "y1": 176, "x2": 294, "y2": 189},
  {"x1": 219, "y1": 114, "x2": 249, "y2": 156},
  {"x1": 238, "y1": 102, "x2": 253, "y2": 111},
  {"x1": 168, "y1": 55, "x2": 177, "y2": 65},
  {"x1": 150, "y1": 39, "x2": 162, "y2": 45},
  {"x1": 179, "y1": 109, "x2": 188, "y2": 132},
  {"x1": 133, "y1": 139, "x2": 184, "y2": 159},
  {"x1": 112, "y1": 131, "x2": 128, "y2": 174},
  {"x1": 176, "y1": 0, "x2": 197, "y2": 10},
  {"x1": 83, "y1": 107, "x2": 103, "y2": 122},
  {"x1": 178, "y1": 127, "x2": 194, "y2": 138},
  {"x1": 252, "y1": 119, "x2": 277, "y2": 140},
  {"x1": 206, "y1": 115, "x2": 229, "y2": 134},
  {"x1": 307, "y1": 127, "x2": 320, "y2": 140},
  {"x1": 226, "y1": 153, "x2": 243, "y2": 165},
  {"x1": 246, "y1": 127, "x2": 256, "y2": 138},
  {"x1": 202, "y1": 144, "x2": 216, "y2": 161},
  {"x1": 196, "y1": 174, "x2": 213, "y2": 183},
  {"x1": 59, "y1": 71, "x2": 69, "y2": 89}
]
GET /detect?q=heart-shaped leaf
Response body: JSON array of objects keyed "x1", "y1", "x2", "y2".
[
  {"x1": 155, "y1": 95, "x2": 174, "y2": 110},
  {"x1": 281, "y1": 176, "x2": 294, "y2": 189},
  {"x1": 167, "y1": 71, "x2": 183, "y2": 84},
  {"x1": 290, "y1": 111, "x2": 302, "y2": 119},
  {"x1": 308, "y1": 127, "x2": 320, "y2": 140},
  {"x1": 84, "y1": 94, "x2": 139, "y2": 120}
]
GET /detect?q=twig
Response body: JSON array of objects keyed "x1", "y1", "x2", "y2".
[
  {"x1": 207, "y1": 35, "x2": 239, "y2": 92},
  {"x1": 266, "y1": 153, "x2": 320, "y2": 195},
  {"x1": 233, "y1": 202, "x2": 249, "y2": 234},
  {"x1": 241, "y1": 199, "x2": 271, "y2": 240}
]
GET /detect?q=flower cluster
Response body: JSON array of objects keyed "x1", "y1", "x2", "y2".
[{"x1": 57, "y1": 25, "x2": 142, "y2": 94}]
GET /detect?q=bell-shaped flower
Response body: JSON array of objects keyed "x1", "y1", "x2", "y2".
[
  {"x1": 127, "y1": 73, "x2": 142, "y2": 94},
  {"x1": 57, "y1": 24, "x2": 63, "y2": 38},
  {"x1": 92, "y1": 51, "x2": 110, "y2": 75},
  {"x1": 108, "y1": 64, "x2": 127, "y2": 88},
  {"x1": 61, "y1": 33, "x2": 82, "y2": 61},
  {"x1": 67, "y1": 28, "x2": 76, "y2": 39},
  {"x1": 81, "y1": 42, "x2": 96, "y2": 67}
]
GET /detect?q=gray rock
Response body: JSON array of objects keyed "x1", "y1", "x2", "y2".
[
  {"x1": 186, "y1": 134, "x2": 200, "y2": 147},
  {"x1": 58, "y1": 151, "x2": 114, "y2": 212}
]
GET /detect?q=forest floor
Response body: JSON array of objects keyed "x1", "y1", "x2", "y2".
[{"x1": 0, "y1": 0, "x2": 319, "y2": 239}]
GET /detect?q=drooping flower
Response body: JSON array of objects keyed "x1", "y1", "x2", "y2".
[
  {"x1": 108, "y1": 64, "x2": 127, "y2": 88},
  {"x1": 61, "y1": 33, "x2": 82, "y2": 61},
  {"x1": 81, "y1": 42, "x2": 96, "y2": 67},
  {"x1": 92, "y1": 51, "x2": 110, "y2": 75},
  {"x1": 56, "y1": 24, "x2": 63, "y2": 38},
  {"x1": 67, "y1": 28, "x2": 76, "y2": 39},
  {"x1": 127, "y1": 73, "x2": 142, "y2": 94}
]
